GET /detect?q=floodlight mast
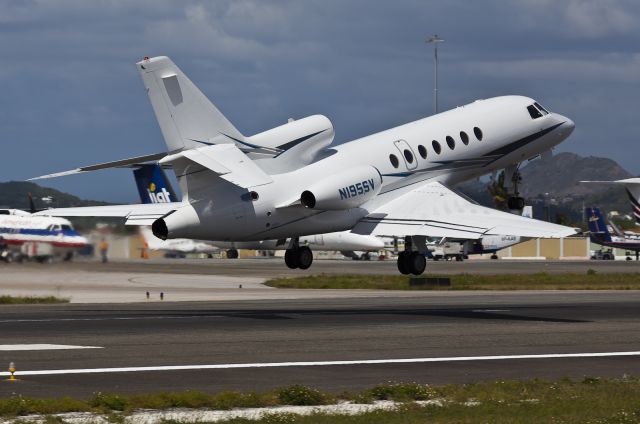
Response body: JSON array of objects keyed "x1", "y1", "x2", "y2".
[{"x1": 427, "y1": 34, "x2": 444, "y2": 114}]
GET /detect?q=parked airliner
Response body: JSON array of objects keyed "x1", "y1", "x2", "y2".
[
  {"x1": 32, "y1": 56, "x2": 577, "y2": 275},
  {"x1": 0, "y1": 209, "x2": 88, "y2": 262}
]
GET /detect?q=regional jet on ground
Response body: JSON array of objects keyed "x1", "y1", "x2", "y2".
[
  {"x1": 31, "y1": 56, "x2": 577, "y2": 274},
  {"x1": 585, "y1": 207, "x2": 640, "y2": 259},
  {"x1": 0, "y1": 209, "x2": 88, "y2": 262}
]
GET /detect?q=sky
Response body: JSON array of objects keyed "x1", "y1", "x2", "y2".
[{"x1": 1, "y1": 0, "x2": 639, "y2": 202}]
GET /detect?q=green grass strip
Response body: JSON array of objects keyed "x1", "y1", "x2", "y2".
[
  {"x1": 0, "y1": 295, "x2": 69, "y2": 304},
  {"x1": 2, "y1": 378, "x2": 640, "y2": 423},
  {"x1": 265, "y1": 272, "x2": 640, "y2": 290}
]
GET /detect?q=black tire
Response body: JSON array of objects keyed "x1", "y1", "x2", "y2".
[
  {"x1": 409, "y1": 251, "x2": 426, "y2": 275},
  {"x1": 226, "y1": 249, "x2": 239, "y2": 259},
  {"x1": 64, "y1": 252, "x2": 73, "y2": 262},
  {"x1": 397, "y1": 251, "x2": 411, "y2": 275},
  {"x1": 508, "y1": 196, "x2": 525, "y2": 210},
  {"x1": 284, "y1": 249, "x2": 299, "y2": 269},
  {"x1": 297, "y1": 246, "x2": 313, "y2": 270},
  {"x1": 491, "y1": 254, "x2": 499, "y2": 260}
]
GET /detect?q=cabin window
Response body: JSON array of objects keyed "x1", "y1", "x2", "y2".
[
  {"x1": 460, "y1": 131, "x2": 469, "y2": 145},
  {"x1": 403, "y1": 149, "x2": 414, "y2": 164},
  {"x1": 527, "y1": 104, "x2": 543, "y2": 119},
  {"x1": 389, "y1": 154, "x2": 399, "y2": 168},
  {"x1": 418, "y1": 144, "x2": 427, "y2": 159},
  {"x1": 446, "y1": 135, "x2": 455, "y2": 150},
  {"x1": 432, "y1": 140, "x2": 441, "y2": 154},
  {"x1": 473, "y1": 126, "x2": 483, "y2": 141}
]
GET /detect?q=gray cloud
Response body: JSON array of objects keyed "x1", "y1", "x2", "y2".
[{"x1": 1, "y1": 0, "x2": 639, "y2": 202}]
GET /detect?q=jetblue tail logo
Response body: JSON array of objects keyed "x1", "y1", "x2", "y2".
[{"x1": 134, "y1": 164, "x2": 178, "y2": 204}]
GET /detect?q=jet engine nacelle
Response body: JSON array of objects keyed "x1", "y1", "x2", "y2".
[
  {"x1": 151, "y1": 204, "x2": 200, "y2": 240},
  {"x1": 300, "y1": 166, "x2": 382, "y2": 210},
  {"x1": 248, "y1": 115, "x2": 335, "y2": 172}
]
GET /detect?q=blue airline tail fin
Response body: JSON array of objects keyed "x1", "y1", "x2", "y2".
[
  {"x1": 133, "y1": 164, "x2": 178, "y2": 204},
  {"x1": 585, "y1": 207, "x2": 612, "y2": 243}
]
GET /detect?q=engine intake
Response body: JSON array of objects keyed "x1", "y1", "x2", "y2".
[{"x1": 150, "y1": 205, "x2": 200, "y2": 240}]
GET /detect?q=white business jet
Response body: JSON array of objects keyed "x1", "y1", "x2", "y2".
[{"x1": 31, "y1": 56, "x2": 577, "y2": 275}]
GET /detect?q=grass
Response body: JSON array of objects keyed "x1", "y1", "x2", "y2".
[
  {"x1": 2, "y1": 379, "x2": 640, "y2": 423},
  {"x1": 0, "y1": 295, "x2": 69, "y2": 304},
  {"x1": 265, "y1": 272, "x2": 640, "y2": 290}
]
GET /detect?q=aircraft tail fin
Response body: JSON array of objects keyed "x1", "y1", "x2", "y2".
[
  {"x1": 133, "y1": 164, "x2": 179, "y2": 204},
  {"x1": 137, "y1": 56, "x2": 244, "y2": 152},
  {"x1": 581, "y1": 178, "x2": 640, "y2": 225},
  {"x1": 586, "y1": 207, "x2": 612, "y2": 243}
]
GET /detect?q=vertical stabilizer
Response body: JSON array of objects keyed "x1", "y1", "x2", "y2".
[
  {"x1": 133, "y1": 164, "x2": 179, "y2": 204},
  {"x1": 137, "y1": 56, "x2": 244, "y2": 151},
  {"x1": 585, "y1": 207, "x2": 612, "y2": 243}
]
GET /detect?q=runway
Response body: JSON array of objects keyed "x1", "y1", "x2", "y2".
[
  {"x1": 2, "y1": 291, "x2": 640, "y2": 397},
  {"x1": 1, "y1": 258, "x2": 639, "y2": 303}
]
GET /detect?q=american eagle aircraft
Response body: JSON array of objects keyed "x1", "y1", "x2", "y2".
[{"x1": 31, "y1": 56, "x2": 577, "y2": 275}]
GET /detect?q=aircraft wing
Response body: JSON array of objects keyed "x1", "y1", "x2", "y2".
[
  {"x1": 29, "y1": 151, "x2": 170, "y2": 180},
  {"x1": 351, "y1": 182, "x2": 579, "y2": 239},
  {"x1": 33, "y1": 203, "x2": 179, "y2": 226}
]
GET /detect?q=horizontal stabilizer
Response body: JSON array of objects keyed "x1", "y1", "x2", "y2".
[
  {"x1": 29, "y1": 151, "x2": 170, "y2": 180},
  {"x1": 160, "y1": 144, "x2": 273, "y2": 188},
  {"x1": 33, "y1": 203, "x2": 178, "y2": 226},
  {"x1": 352, "y1": 182, "x2": 579, "y2": 239}
]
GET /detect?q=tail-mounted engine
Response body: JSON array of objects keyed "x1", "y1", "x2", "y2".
[{"x1": 300, "y1": 166, "x2": 382, "y2": 210}]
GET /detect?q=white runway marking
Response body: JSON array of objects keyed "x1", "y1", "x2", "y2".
[
  {"x1": 1, "y1": 351, "x2": 638, "y2": 376},
  {"x1": 0, "y1": 315, "x2": 222, "y2": 323},
  {"x1": 0, "y1": 344, "x2": 102, "y2": 351}
]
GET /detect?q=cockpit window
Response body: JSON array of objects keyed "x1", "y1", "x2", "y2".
[
  {"x1": 534, "y1": 102, "x2": 549, "y2": 115},
  {"x1": 527, "y1": 104, "x2": 543, "y2": 119},
  {"x1": 61, "y1": 224, "x2": 72, "y2": 231}
]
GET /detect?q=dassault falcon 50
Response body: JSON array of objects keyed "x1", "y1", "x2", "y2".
[{"x1": 31, "y1": 56, "x2": 577, "y2": 274}]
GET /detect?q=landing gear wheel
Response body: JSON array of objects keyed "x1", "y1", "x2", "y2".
[
  {"x1": 226, "y1": 249, "x2": 239, "y2": 259},
  {"x1": 284, "y1": 249, "x2": 299, "y2": 269},
  {"x1": 507, "y1": 196, "x2": 525, "y2": 210},
  {"x1": 397, "y1": 251, "x2": 411, "y2": 275},
  {"x1": 408, "y1": 251, "x2": 426, "y2": 275},
  {"x1": 297, "y1": 246, "x2": 313, "y2": 270},
  {"x1": 491, "y1": 254, "x2": 499, "y2": 260}
]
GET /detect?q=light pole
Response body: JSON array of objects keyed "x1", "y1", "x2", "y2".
[{"x1": 427, "y1": 34, "x2": 444, "y2": 114}]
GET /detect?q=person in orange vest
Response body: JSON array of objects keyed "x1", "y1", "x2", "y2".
[{"x1": 99, "y1": 238, "x2": 109, "y2": 263}]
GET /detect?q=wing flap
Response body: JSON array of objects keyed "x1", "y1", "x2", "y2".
[{"x1": 352, "y1": 182, "x2": 578, "y2": 239}]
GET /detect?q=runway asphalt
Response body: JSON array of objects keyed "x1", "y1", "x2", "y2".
[{"x1": 2, "y1": 291, "x2": 640, "y2": 398}]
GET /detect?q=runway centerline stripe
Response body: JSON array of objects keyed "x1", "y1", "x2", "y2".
[
  {"x1": 2, "y1": 351, "x2": 639, "y2": 376},
  {"x1": 0, "y1": 344, "x2": 102, "y2": 351}
]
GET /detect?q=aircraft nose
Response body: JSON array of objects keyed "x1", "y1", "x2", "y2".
[{"x1": 555, "y1": 114, "x2": 575, "y2": 136}]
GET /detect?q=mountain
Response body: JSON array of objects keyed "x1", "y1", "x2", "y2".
[
  {"x1": 518, "y1": 152, "x2": 633, "y2": 199},
  {"x1": 0, "y1": 181, "x2": 109, "y2": 210},
  {"x1": 458, "y1": 152, "x2": 636, "y2": 226}
]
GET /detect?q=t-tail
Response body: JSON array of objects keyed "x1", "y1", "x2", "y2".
[
  {"x1": 133, "y1": 164, "x2": 179, "y2": 204},
  {"x1": 585, "y1": 207, "x2": 612, "y2": 243},
  {"x1": 136, "y1": 56, "x2": 245, "y2": 152}
]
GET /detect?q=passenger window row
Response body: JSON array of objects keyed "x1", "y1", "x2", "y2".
[{"x1": 388, "y1": 126, "x2": 484, "y2": 168}]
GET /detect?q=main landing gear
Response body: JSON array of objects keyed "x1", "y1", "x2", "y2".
[
  {"x1": 396, "y1": 236, "x2": 426, "y2": 276},
  {"x1": 284, "y1": 238, "x2": 313, "y2": 270},
  {"x1": 505, "y1": 164, "x2": 525, "y2": 210},
  {"x1": 226, "y1": 249, "x2": 239, "y2": 259}
]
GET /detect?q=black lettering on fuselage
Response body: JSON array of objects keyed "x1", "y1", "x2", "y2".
[{"x1": 338, "y1": 179, "x2": 376, "y2": 201}]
